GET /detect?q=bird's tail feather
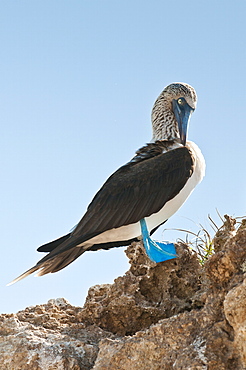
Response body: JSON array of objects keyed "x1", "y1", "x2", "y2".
[
  {"x1": 7, "y1": 246, "x2": 86, "y2": 285},
  {"x1": 7, "y1": 265, "x2": 40, "y2": 285}
]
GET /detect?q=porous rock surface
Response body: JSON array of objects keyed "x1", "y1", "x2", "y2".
[{"x1": 1, "y1": 215, "x2": 246, "y2": 369}]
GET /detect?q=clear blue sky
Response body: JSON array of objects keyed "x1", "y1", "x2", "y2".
[{"x1": 1, "y1": 1, "x2": 246, "y2": 313}]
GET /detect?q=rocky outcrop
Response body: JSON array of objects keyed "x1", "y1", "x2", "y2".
[
  {"x1": 1, "y1": 216, "x2": 246, "y2": 369},
  {"x1": 0, "y1": 298, "x2": 116, "y2": 370}
]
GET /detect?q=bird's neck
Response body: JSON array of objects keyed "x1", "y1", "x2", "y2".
[
  {"x1": 151, "y1": 118, "x2": 179, "y2": 142},
  {"x1": 151, "y1": 99, "x2": 179, "y2": 142}
]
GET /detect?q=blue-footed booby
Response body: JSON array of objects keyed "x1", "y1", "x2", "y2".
[{"x1": 9, "y1": 82, "x2": 205, "y2": 284}]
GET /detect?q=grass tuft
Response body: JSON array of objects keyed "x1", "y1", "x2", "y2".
[{"x1": 164, "y1": 212, "x2": 245, "y2": 265}]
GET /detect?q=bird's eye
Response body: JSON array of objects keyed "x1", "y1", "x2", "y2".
[{"x1": 178, "y1": 98, "x2": 184, "y2": 105}]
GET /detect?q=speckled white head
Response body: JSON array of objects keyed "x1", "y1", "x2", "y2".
[{"x1": 151, "y1": 83, "x2": 197, "y2": 142}]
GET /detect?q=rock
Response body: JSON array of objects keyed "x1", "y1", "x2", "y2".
[
  {"x1": 213, "y1": 214, "x2": 236, "y2": 253},
  {"x1": 0, "y1": 299, "x2": 115, "y2": 370},
  {"x1": 78, "y1": 242, "x2": 202, "y2": 336},
  {"x1": 1, "y1": 215, "x2": 246, "y2": 369},
  {"x1": 224, "y1": 278, "x2": 246, "y2": 366}
]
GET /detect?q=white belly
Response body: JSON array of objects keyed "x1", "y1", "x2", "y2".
[{"x1": 82, "y1": 141, "x2": 205, "y2": 247}]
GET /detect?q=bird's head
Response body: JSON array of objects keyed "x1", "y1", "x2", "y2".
[{"x1": 151, "y1": 83, "x2": 197, "y2": 145}]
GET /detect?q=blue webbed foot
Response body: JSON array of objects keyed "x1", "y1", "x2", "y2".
[{"x1": 140, "y1": 219, "x2": 177, "y2": 263}]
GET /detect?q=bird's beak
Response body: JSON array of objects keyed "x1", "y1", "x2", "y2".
[{"x1": 172, "y1": 99, "x2": 194, "y2": 146}]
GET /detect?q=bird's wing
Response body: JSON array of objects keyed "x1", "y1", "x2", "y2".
[
  {"x1": 37, "y1": 233, "x2": 71, "y2": 252},
  {"x1": 74, "y1": 145, "x2": 193, "y2": 237}
]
